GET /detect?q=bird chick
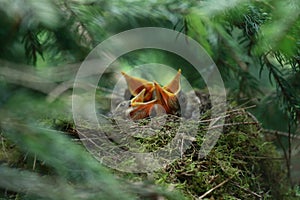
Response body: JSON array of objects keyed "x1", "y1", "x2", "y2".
[{"x1": 120, "y1": 69, "x2": 182, "y2": 120}]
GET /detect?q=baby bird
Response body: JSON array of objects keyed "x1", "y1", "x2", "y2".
[{"x1": 119, "y1": 69, "x2": 182, "y2": 120}]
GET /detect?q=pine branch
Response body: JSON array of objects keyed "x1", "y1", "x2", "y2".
[{"x1": 22, "y1": 30, "x2": 44, "y2": 65}]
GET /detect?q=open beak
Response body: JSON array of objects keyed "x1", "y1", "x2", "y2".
[
  {"x1": 128, "y1": 99, "x2": 157, "y2": 120},
  {"x1": 122, "y1": 69, "x2": 182, "y2": 120},
  {"x1": 130, "y1": 88, "x2": 145, "y2": 106},
  {"x1": 121, "y1": 71, "x2": 154, "y2": 101},
  {"x1": 154, "y1": 82, "x2": 179, "y2": 114},
  {"x1": 163, "y1": 69, "x2": 181, "y2": 95}
]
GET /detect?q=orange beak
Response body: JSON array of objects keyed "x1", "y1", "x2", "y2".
[
  {"x1": 154, "y1": 82, "x2": 179, "y2": 114},
  {"x1": 164, "y1": 69, "x2": 181, "y2": 95},
  {"x1": 121, "y1": 71, "x2": 154, "y2": 102},
  {"x1": 128, "y1": 99, "x2": 157, "y2": 120},
  {"x1": 122, "y1": 69, "x2": 182, "y2": 120},
  {"x1": 130, "y1": 88, "x2": 145, "y2": 106}
]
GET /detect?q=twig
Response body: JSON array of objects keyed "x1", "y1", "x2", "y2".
[
  {"x1": 208, "y1": 121, "x2": 258, "y2": 130},
  {"x1": 198, "y1": 175, "x2": 234, "y2": 199},
  {"x1": 288, "y1": 123, "x2": 292, "y2": 185},
  {"x1": 230, "y1": 104, "x2": 256, "y2": 112},
  {"x1": 32, "y1": 154, "x2": 37, "y2": 170},
  {"x1": 262, "y1": 129, "x2": 300, "y2": 140},
  {"x1": 230, "y1": 181, "x2": 262, "y2": 199},
  {"x1": 234, "y1": 154, "x2": 284, "y2": 160},
  {"x1": 198, "y1": 106, "x2": 256, "y2": 123},
  {"x1": 198, "y1": 114, "x2": 230, "y2": 123}
]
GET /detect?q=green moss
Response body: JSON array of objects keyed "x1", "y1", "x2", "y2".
[
  {"x1": 89, "y1": 103, "x2": 289, "y2": 199},
  {"x1": 147, "y1": 108, "x2": 287, "y2": 199},
  {"x1": 0, "y1": 105, "x2": 290, "y2": 199}
]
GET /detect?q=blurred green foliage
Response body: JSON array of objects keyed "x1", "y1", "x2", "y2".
[{"x1": 0, "y1": 0, "x2": 300, "y2": 199}]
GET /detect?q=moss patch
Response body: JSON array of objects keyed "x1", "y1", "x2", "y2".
[
  {"x1": 0, "y1": 106, "x2": 291, "y2": 199},
  {"x1": 109, "y1": 107, "x2": 288, "y2": 199}
]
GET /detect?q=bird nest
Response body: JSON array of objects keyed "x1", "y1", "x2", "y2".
[
  {"x1": 70, "y1": 70, "x2": 288, "y2": 199},
  {"x1": 151, "y1": 108, "x2": 286, "y2": 199},
  {"x1": 75, "y1": 94, "x2": 287, "y2": 199}
]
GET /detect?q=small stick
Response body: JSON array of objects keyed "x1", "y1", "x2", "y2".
[
  {"x1": 234, "y1": 154, "x2": 284, "y2": 160},
  {"x1": 262, "y1": 129, "x2": 300, "y2": 140},
  {"x1": 32, "y1": 153, "x2": 37, "y2": 170},
  {"x1": 198, "y1": 175, "x2": 234, "y2": 199},
  {"x1": 230, "y1": 181, "x2": 262, "y2": 199},
  {"x1": 207, "y1": 121, "x2": 258, "y2": 130}
]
